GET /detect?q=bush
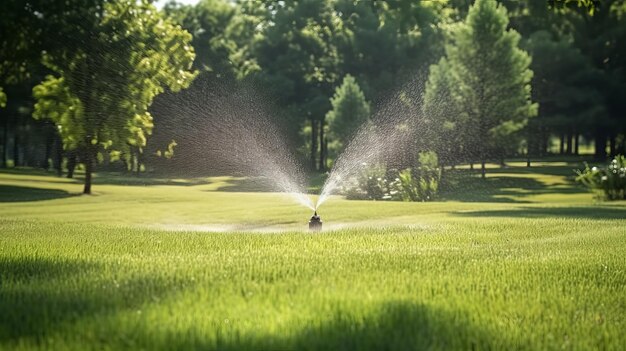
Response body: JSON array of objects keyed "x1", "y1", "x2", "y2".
[
  {"x1": 576, "y1": 155, "x2": 626, "y2": 200},
  {"x1": 342, "y1": 165, "x2": 387, "y2": 200},
  {"x1": 342, "y1": 151, "x2": 442, "y2": 202}
]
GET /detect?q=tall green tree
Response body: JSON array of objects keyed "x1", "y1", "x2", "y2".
[
  {"x1": 568, "y1": 0, "x2": 626, "y2": 157},
  {"x1": 525, "y1": 30, "x2": 605, "y2": 158},
  {"x1": 247, "y1": 0, "x2": 341, "y2": 170},
  {"x1": 435, "y1": 0, "x2": 537, "y2": 177},
  {"x1": 163, "y1": 0, "x2": 236, "y2": 79},
  {"x1": 333, "y1": 0, "x2": 447, "y2": 101},
  {"x1": 423, "y1": 57, "x2": 467, "y2": 168},
  {"x1": 32, "y1": 0, "x2": 196, "y2": 193},
  {"x1": 326, "y1": 75, "x2": 370, "y2": 153}
]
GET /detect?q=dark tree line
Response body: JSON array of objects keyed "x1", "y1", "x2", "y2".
[{"x1": 1, "y1": 0, "x2": 625, "y2": 190}]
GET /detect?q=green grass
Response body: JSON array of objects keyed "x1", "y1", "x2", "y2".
[{"x1": 1, "y1": 163, "x2": 625, "y2": 350}]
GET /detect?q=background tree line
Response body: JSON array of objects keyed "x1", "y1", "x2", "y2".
[{"x1": 1, "y1": 0, "x2": 625, "y2": 191}]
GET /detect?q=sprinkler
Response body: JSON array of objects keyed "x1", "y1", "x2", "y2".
[{"x1": 308, "y1": 211, "x2": 322, "y2": 232}]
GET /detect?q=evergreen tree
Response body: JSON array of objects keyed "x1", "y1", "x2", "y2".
[
  {"x1": 326, "y1": 75, "x2": 370, "y2": 152},
  {"x1": 441, "y1": 0, "x2": 537, "y2": 177},
  {"x1": 423, "y1": 57, "x2": 467, "y2": 168}
]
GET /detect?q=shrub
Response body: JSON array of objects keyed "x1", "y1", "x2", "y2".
[
  {"x1": 343, "y1": 164, "x2": 387, "y2": 200},
  {"x1": 576, "y1": 155, "x2": 626, "y2": 200},
  {"x1": 415, "y1": 151, "x2": 441, "y2": 201},
  {"x1": 342, "y1": 151, "x2": 442, "y2": 202}
]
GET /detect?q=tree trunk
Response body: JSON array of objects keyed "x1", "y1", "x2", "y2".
[
  {"x1": 310, "y1": 118, "x2": 318, "y2": 171},
  {"x1": 479, "y1": 120, "x2": 487, "y2": 179},
  {"x1": 481, "y1": 159, "x2": 486, "y2": 179},
  {"x1": 67, "y1": 151, "x2": 77, "y2": 178},
  {"x1": 574, "y1": 133, "x2": 579, "y2": 155},
  {"x1": 324, "y1": 137, "x2": 328, "y2": 170},
  {"x1": 54, "y1": 135, "x2": 63, "y2": 176},
  {"x1": 42, "y1": 131, "x2": 53, "y2": 170},
  {"x1": 13, "y1": 129, "x2": 19, "y2": 167},
  {"x1": 538, "y1": 128, "x2": 549, "y2": 157},
  {"x1": 559, "y1": 133, "x2": 565, "y2": 154},
  {"x1": 526, "y1": 128, "x2": 532, "y2": 167},
  {"x1": 135, "y1": 147, "x2": 142, "y2": 174},
  {"x1": 594, "y1": 128, "x2": 607, "y2": 160},
  {"x1": 609, "y1": 134, "x2": 617, "y2": 157},
  {"x1": 83, "y1": 149, "x2": 93, "y2": 194},
  {"x1": 566, "y1": 131, "x2": 573, "y2": 155},
  {"x1": 318, "y1": 119, "x2": 325, "y2": 171},
  {"x1": 1, "y1": 113, "x2": 7, "y2": 168}
]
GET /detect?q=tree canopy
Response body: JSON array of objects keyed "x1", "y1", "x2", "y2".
[
  {"x1": 1, "y1": 0, "x2": 625, "y2": 189},
  {"x1": 31, "y1": 0, "x2": 196, "y2": 193},
  {"x1": 424, "y1": 0, "x2": 537, "y2": 176},
  {"x1": 327, "y1": 74, "x2": 370, "y2": 151}
]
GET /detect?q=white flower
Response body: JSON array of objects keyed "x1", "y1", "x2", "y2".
[
  {"x1": 592, "y1": 167, "x2": 598, "y2": 172},
  {"x1": 601, "y1": 176, "x2": 608, "y2": 181}
]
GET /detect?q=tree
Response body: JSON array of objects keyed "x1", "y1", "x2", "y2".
[
  {"x1": 524, "y1": 30, "x2": 605, "y2": 158},
  {"x1": 32, "y1": 0, "x2": 196, "y2": 194},
  {"x1": 333, "y1": 0, "x2": 447, "y2": 101},
  {"x1": 163, "y1": 0, "x2": 236, "y2": 78},
  {"x1": 423, "y1": 57, "x2": 468, "y2": 168},
  {"x1": 439, "y1": 0, "x2": 537, "y2": 178},
  {"x1": 567, "y1": 0, "x2": 626, "y2": 158},
  {"x1": 326, "y1": 75, "x2": 370, "y2": 154},
  {"x1": 247, "y1": 0, "x2": 341, "y2": 170}
]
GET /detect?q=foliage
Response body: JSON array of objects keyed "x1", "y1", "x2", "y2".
[
  {"x1": 163, "y1": 0, "x2": 236, "y2": 78},
  {"x1": 326, "y1": 75, "x2": 370, "y2": 149},
  {"x1": 31, "y1": 0, "x2": 196, "y2": 192},
  {"x1": 389, "y1": 151, "x2": 442, "y2": 202},
  {"x1": 341, "y1": 164, "x2": 387, "y2": 201},
  {"x1": 423, "y1": 58, "x2": 464, "y2": 166},
  {"x1": 0, "y1": 87, "x2": 6, "y2": 108},
  {"x1": 416, "y1": 151, "x2": 442, "y2": 201},
  {"x1": 334, "y1": 0, "x2": 448, "y2": 98},
  {"x1": 343, "y1": 152, "x2": 441, "y2": 202},
  {"x1": 425, "y1": 0, "x2": 537, "y2": 175},
  {"x1": 576, "y1": 155, "x2": 626, "y2": 200},
  {"x1": 2, "y1": 0, "x2": 626, "y2": 176},
  {"x1": 524, "y1": 30, "x2": 605, "y2": 155}
]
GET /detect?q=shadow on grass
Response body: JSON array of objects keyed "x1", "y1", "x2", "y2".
[
  {"x1": 90, "y1": 174, "x2": 212, "y2": 187},
  {"x1": 487, "y1": 164, "x2": 582, "y2": 177},
  {"x1": 0, "y1": 167, "x2": 212, "y2": 187},
  {"x1": 454, "y1": 206, "x2": 626, "y2": 220},
  {"x1": 211, "y1": 176, "x2": 323, "y2": 194},
  {"x1": 0, "y1": 256, "x2": 511, "y2": 349},
  {"x1": 0, "y1": 256, "x2": 188, "y2": 342},
  {"x1": 0, "y1": 185, "x2": 75, "y2": 202},
  {"x1": 155, "y1": 301, "x2": 510, "y2": 351},
  {"x1": 439, "y1": 170, "x2": 586, "y2": 203}
]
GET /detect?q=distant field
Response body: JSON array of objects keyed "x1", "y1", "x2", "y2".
[{"x1": 1, "y1": 162, "x2": 625, "y2": 350}]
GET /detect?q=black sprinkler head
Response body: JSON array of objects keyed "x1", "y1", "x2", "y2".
[{"x1": 309, "y1": 211, "x2": 322, "y2": 232}]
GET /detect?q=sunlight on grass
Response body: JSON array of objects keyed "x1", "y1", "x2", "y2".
[{"x1": 1, "y1": 163, "x2": 625, "y2": 350}]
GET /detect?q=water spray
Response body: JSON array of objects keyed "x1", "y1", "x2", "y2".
[{"x1": 308, "y1": 211, "x2": 322, "y2": 232}]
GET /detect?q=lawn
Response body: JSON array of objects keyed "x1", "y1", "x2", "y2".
[{"x1": 0, "y1": 162, "x2": 625, "y2": 350}]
